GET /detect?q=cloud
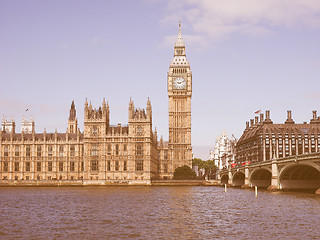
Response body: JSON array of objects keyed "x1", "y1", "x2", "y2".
[
  {"x1": 62, "y1": 44, "x2": 70, "y2": 49},
  {"x1": 160, "y1": 34, "x2": 207, "y2": 48},
  {"x1": 159, "y1": 0, "x2": 320, "y2": 46},
  {"x1": 0, "y1": 98, "x2": 27, "y2": 110},
  {"x1": 92, "y1": 37, "x2": 105, "y2": 44},
  {"x1": 306, "y1": 92, "x2": 320, "y2": 99}
]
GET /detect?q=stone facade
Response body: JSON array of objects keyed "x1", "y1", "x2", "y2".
[
  {"x1": 0, "y1": 23, "x2": 192, "y2": 184},
  {"x1": 0, "y1": 98, "x2": 158, "y2": 184},
  {"x1": 210, "y1": 131, "x2": 237, "y2": 170}
]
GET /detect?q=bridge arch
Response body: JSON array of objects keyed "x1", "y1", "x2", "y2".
[
  {"x1": 232, "y1": 171, "x2": 245, "y2": 187},
  {"x1": 249, "y1": 167, "x2": 272, "y2": 188},
  {"x1": 220, "y1": 174, "x2": 229, "y2": 185},
  {"x1": 279, "y1": 162, "x2": 320, "y2": 190}
]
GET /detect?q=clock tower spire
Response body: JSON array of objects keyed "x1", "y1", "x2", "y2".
[{"x1": 167, "y1": 22, "x2": 192, "y2": 173}]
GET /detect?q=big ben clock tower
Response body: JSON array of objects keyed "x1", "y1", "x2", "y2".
[{"x1": 168, "y1": 22, "x2": 192, "y2": 171}]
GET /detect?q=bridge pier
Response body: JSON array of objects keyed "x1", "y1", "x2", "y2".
[
  {"x1": 228, "y1": 170, "x2": 233, "y2": 185},
  {"x1": 267, "y1": 160, "x2": 280, "y2": 191},
  {"x1": 241, "y1": 165, "x2": 250, "y2": 189}
]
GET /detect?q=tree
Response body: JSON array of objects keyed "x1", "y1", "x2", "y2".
[
  {"x1": 173, "y1": 165, "x2": 197, "y2": 180},
  {"x1": 203, "y1": 160, "x2": 217, "y2": 179},
  {"x1": 192, "y1": 158, "x2": 204, "y2": 168},
  {"x1": 192, "y1": 158, "x2": 218, "y2": 179}
]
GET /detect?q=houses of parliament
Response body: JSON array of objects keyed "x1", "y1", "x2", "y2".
[{"x1": 0, "y1": 24, "x2": 193, "y2": 185}]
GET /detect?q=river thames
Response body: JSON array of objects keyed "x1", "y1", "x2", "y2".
[{"x1": 0, "y1": 186, "x2": 319, "y2": 239}]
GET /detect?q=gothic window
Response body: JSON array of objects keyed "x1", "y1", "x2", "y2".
[
  {"x1": 70, "y1": 161, "x2": 75, "y2": 172},
  {"x1": 137, "y1": 126, "x2": 142, "y2": 136},
  {"x1": 48, "y1": 146, "x2": 53, "y2": 157},
  {"x1": 115, "y1": 161, "x2": 119, "y2": 171},
  {"x1": 15, "y1": 146, "x2": 19, "y2": 157},
  {"x1": 37, "y1": 162, "x2": 41, "y2": 172},
  {"x1": 107, "y1": 161, "x2": 111, "y2": 171},
  {"x1": 14, "y1": 162, "x2": 19, "y2": 172},
  {"x1": 92, "y1": 126, "x2": 98, "y2": 135},
  {"x1": 37, "y1": 145, "x2": 41, "y2": 157},
  {"x1": 123, "y1": 161, "x2": 127, "y2": 171},
  {"x1": 3, "y1": 162, "x2": 8, "y2": 172},
  {"x1": 115, "y1": 144, "x2": 119, "y2": 156},
  {"x1": 181, "y1": 151, "x2": 185, "y2": 160},
  {"x1": 164, "y1": 164, "x2": 168, "y2": 173},
  {"x1": 70, "y1": 145, "x2": 75, "y2": 157},
  {"x1": 26, "y1": 162, "x2": 30, "y2": 172},
  {"x1": 81, "y1": 161, "x2": 84, "y2": 171},
  {"x1": 90, "y1": 160, "x2": 98, "y2": 171},
  {"x1": 136, "y1": 160, "x2": 143, "y2": 171},
  {"x1": 123, "y1": 144, "x2": 127, "y2": 155},
  {"x1": 59, "y1": 146, "x2": 64, "y2": 157},
  {"x1": 136, "y1": 144, "x2": 143, "y2": 156},
  {"x1": 91, "y1": 144, "x2": 98, "y2": 156},
  {"x1": 107, "y1": 144, "x2": 111, "y2": 155},
  {"x1": 59, "y1": 162, "x2": 63, "y2": 171},
  {"x1": 48, "y1": 161, "x2": 52, "y2": 172},
  {"x1": 164, "y1": 150, "x2": 168, "y2": 160},
  {"x1": 4, "y1": 145, "x2": 9, "y2": 157}
]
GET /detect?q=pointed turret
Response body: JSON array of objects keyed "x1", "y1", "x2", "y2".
[
  {"x1": 68, "y1": 101, "x2": 78, "y2": 133},
  {"x1": 84, "y1": 98, "x2": 89, "y2": 119},
  {"x1": 128, "y1": 97, "x2": 134, "y2": 121},
  {"x1": 102, "y1": 98, "x2": 106, "y2": 110},
  {"x1": 69, "y1": 100, "x2": 76, "y2": 121},
  {"x1": 146, "y1": 97, "x2": 152, "y2": 122},
  {"x1": 174, "y1": 21, "x2": 186, "y2": 57},
  {"x1": 175, "y1": 20, "x2": 185, "y2": 48}
]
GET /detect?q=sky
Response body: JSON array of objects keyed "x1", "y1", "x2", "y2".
[{"x1": 1, "y1": 0, "x2": 320, "y2": 160}]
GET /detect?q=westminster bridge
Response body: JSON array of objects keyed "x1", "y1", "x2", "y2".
[{"x1": 217, "y1": 152, "x2": 320, "y2": 193}]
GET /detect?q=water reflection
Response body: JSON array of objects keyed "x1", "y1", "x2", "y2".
[{"x1": 0, "y1": 187, "x2": 319, "y2": 239}]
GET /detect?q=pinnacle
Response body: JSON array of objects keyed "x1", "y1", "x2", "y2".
[{"x1": 175, "y1": 20, "x2": 185, "y2": 47}]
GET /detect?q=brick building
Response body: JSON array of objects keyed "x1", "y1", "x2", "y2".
[{"x1": 236, "y1": 110, "x2": 320, "y2": 164}]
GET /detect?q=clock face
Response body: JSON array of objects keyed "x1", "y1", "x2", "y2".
[{"x1": 173, "y1": 77, "x2": 186, "y2": 89}]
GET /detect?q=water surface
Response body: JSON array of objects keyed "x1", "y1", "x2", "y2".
[{"x1": 0, "y1": 186, "x2": 319, "y2": 239}]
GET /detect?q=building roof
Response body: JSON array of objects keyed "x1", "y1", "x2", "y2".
[{"x1": 1, "y1": 132, "x2": 84, "y2": 142}]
